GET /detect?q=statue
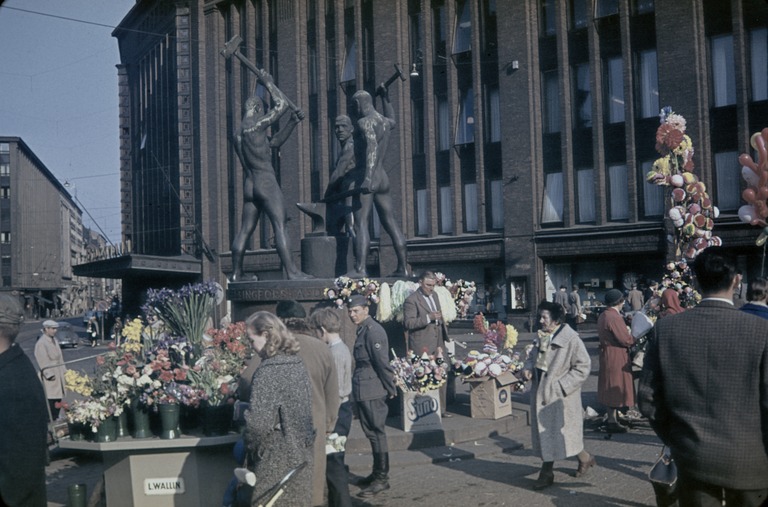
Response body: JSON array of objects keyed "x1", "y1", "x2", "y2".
[{"x1": 222, "y1": 36, "x2": 311, "y2": 281}]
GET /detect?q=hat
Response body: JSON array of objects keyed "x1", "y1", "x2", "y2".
[
  {"x1": 42, "y1": 319, "x2": 59, "y2": 329},
  {"x1": 274, "y1": 300, "x2": 306, "y2": 319},
  {"x1": 347, "y1": 295, "x2": 369, "y2": 308},
  {"x1": 0, "y1": 294, "x2": 24, "y2": 326},
  {"x1": 604, "y1": 289, "x2": 624, "y2": 307}
]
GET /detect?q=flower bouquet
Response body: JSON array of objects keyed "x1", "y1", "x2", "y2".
[
  {"x1": 446, "y1": 279, "x2": 477, "y2": 319},
  {"x1": 390, "y1": 348, "x2": 449, "y2": 393},
  {"x1": 187, "y1": 322, "x2": 251, "y2": 406},
  {"x1": 324, "y1": 277, "x2": 381, "y2": 308}
]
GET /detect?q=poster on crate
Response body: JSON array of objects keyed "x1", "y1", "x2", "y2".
[{"x1": 399, "y1": 389, "x2": 442, "y2": 432}]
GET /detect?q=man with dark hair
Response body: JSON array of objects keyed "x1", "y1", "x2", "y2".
[
  {"x1": 0, "y1": 294, "x2": 48, "y2": 506},
  {"x1": 346, "y1": 295, "x2": 396, "y2": 497},
  {"x1": 554, "y1": 285, "x2": 568, "y2": 312},
  {"x1": 639, "y1": 247, "x2": 768, "y2": 506},
  {"x1": 741, "y1": 278, "x2": 768, "y2": 320}
]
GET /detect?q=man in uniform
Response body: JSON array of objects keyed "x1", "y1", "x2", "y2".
[
  {"x1": 347, "y1": 295, "x2": 396, "y2": 497},
  {"x1": 403, "y1": 270, "x2": 453, "y2": 416}
]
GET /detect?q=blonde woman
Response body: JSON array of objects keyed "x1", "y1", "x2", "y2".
[{"x1": 244, "y1": 311, "x2": 314, "y2": 507}]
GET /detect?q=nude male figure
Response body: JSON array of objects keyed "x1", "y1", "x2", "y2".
[
  {"x1": 344, "y1": 85, "x2": 408, "y2": 277},
  {"x1": 231, "y1": 73, "x2": 310, "y2": 281},
  {"x1": 325, "y1": 115, "x2": 357, "y2": 236}
]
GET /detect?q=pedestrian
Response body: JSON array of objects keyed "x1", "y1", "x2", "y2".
[
  {"x1": 658, "y1": 288, "x2": 684, "y2": 318},
  {"x1": 740, "y1": 277, "x2": 768, "y2": 320},
  {"x1": 346, "y1": 295, "x2": 397, "y2": 497},
  {"x1": 111, "y1": 316, "x2": 123, "y2": 345},
  {"x1": 275, "y1": 300, "x2": 339, "y2": 507},
  {"x1": 627, "y1": 284, "x2": 644, "y2": 312},
  {"x1": 638, "y1": 247, "x2": 768, "y2": 506},
  {"x1": 309, "y1": 307, "x2": 354, "y2": 507},
  {"x1": 554, "y1": 285, "x2": 568, "y2": 312},
  {"x1": 34, "y1": 319, "x2": 66, "y2": 420},
  {"x1": 522, "y1": 300, "x2": 594, "y2": 490},
  {"x1": 403, "y1": 270, "x2": 453, "y2": 416},
  {"x1": 567, "y1": 285, "x2": 582, "y2": 330},
  {"x1": 597, "y1": 289, "x2": 635, "y2": 433},
  {"x1": 0, "y1": 294, "x2": 48, "y2": 507},
  {"x1": 86, "y1": 315, "x2": 100, "y2": 347},
  {"x1": 244, "y1": 311, "x2": 314, "y2": 507}
]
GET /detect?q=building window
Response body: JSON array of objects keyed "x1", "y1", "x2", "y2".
[
  {"x1": 412, "y1": 98, "x2": 425, "y2": 155},
  {"x1": 608, "y1": 164, "x2": 629, "y2": 220},
  {"x1": 340, "y1": 39, "x2": 357, "y2": 83},
  {"x1": 416, "y1": 189, "x2": 429, "y2": 235},
  {"x1": 486, "y1": 86, "x2": 500, "y2": 142},
  {"x1": 308, "y1": 44, "x2": 318, "y2": 95},
  {"x1": 0, "y1": 233, "x2": 9, "y2": 244},
  {"x1": 577, "y1": 168, "x2": 595, "y2": 222},
  {"x1": 573, "y1": 63, "x2": 592, "y2": 128},
  {"x1": 464, "y1": 182, "x2": 478, "y2": 232},
  {"x1": 637, "y1": 50, "x2": 659, "y2": 118},
  {"x1": 543, "y1": 71, "x2": 561, "y2": 133},
  {"x1": 711, "y1": 35, "x2": 736, "y2": 107},
  {"x1": 489, "y1": 179, "x2": 503, "y2": 229},
  {"x1": 714, "y1": 151, "x2": 741, "y2": 211},
  {"x1": 571, "y1": 0, "x2": 588, "y2": 30},
  {"x1": 596, "y1": 0, "x2": 619, "y2": 17},
  {"x1": 437, "y1": 97, "x2": 451, "y2": 150},
  {"x1": 541, "y1": 0, "x2": 556, "y2": 37},
  {"x1": 641, "y1": 161, "x2": 665, "y2": 217},
  {"x1": 542, "y1": 172, "x2": 564, "y2": 223},
  {"x1": 750, "y1": 28, "x2": 767, "y2": 102},
  {"x1": 0, "y1": 143, "x2": 8, "y2": 153},
  {"x1": 0, "y1": 187, "x2": 8, "y2": 199},
  {"x1": 433, "y1": 2, "x2": 447, "y2": 59},
  {"x1": 453, "y1": 0, "x2": 472, "y2": 55},
  {"x1": 455, "y1": 87, "x2": 475, "y2": 145},
  {"x1": 439, "y1": 186, "x2": 454, "y2": 234},
  {"x1": 634, "y1": 0, "x2": 654, "y2": 14},
  {"x1": 605, "y1": 57, "x2": 625, "y2": 123},
  {"x1": 0, "y1": 165, "x2": 8, "y2": 176}
]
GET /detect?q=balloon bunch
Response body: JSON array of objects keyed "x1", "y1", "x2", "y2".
[
  {"x1": 737, "y1": 128, "x2": 768, "y2": 245},
  {"x1": 646, "y1": 107, "x2": 722, "y2": 259}
]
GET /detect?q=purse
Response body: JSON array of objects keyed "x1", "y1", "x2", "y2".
[{"x1": 648, "y1": 446, "x2": 677, "y2": 487}]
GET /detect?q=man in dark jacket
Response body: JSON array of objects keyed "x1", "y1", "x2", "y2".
[
  {"x1": 0, "y1": 294, "x2": 48, "y2": 507},
  {"x1": 638, "y1": 247, "x2": 768, "y2": 506},
  {"x1": 347, "y1": 295, "x2": 396, "y2": 498}
]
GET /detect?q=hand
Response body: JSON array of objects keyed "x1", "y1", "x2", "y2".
[
  {"x1": 522, "y1": 370, "x2": 532, "y2": 381},
  {"x1": 430, "y1": 311, "x2": 442, "y2": 321},
  {"x1": 293, "y1": 109, "x2": 306, "y2": 122},
  {"x1": 376, "y1": 84, "x2": 388, "y2": 97}
]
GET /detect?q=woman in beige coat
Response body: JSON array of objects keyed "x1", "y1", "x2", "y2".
[{"x1": 523, "y1": 301, "x2": 594, "y2": 490}]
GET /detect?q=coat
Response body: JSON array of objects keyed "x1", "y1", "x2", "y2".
[
  {"x1": 638, "y1": 300, "x2": 768, "y2": 490},
  {"x1": 352, "y1": 316, "x2": 397, "y2": 401},
  {"x1": 246, "y1": 353, "x2": 314, "y2": 507},
  {"x1": 294, "y1": 333, "x2": 339, "y2": 507},
  {"x1": 403, "y1": 289, "x2": 449, "y2": 355},
  {"x1": 525, "y1": 324, "x2": 591, "y2": 462},
  {"x1": 597, "y1": 307, "x2": 635, "y2": 408},
  {"x1": 568, "y1": 290, "x2": 582, "y2": 316},
  {"x1": 34, "y1": 333, "x2": 66, "y2": 400},
  {"x1": 0, "y1": 344, "x2": 49, "y2": 507}
]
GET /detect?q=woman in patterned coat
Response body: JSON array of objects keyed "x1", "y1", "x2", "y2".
[{"x1": 245, "y1": 312, "x2": 314, "y2": 507}]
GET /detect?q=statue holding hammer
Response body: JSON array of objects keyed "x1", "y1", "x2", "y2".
[{"x1": 222, "y1": 36, "x2": 311, "y2": 281}]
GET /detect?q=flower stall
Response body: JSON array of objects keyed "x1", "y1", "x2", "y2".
[{"x1": 390, "y1": 349, "x2": 449, "y2": 431}]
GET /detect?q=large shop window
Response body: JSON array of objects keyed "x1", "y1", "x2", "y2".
[
  {"x1": 750, "y1": 28, "x2": 767, "y2": 102},
  {"x1": 641, "y1": 160, "x2": 665, "y2": 217},
  {"x1": 542, "y1": 172, "x2": 564, "y2": 223},
  {"x1": 609, "y1": 164, "x2": 629, "y2": 220},
  {"x1": 543, "y1": 71, "x2": 561, "y2": 133},
  {"x1": 711, "y1": 35, "x2": 736, "y2": 107},
  {"x1": 605, "y1": 57, "x2": 625, "y2": 123},
  {"x1": 440, "y1": 186, "x2": 455, "y2": 233},
  {"x1": 577, "y1": 168, "x2": 595, "y2": 222},
  {"x1": 638, "y1": 50, "x2": 659, "y2": 118},
  {"x1": 714, "y1": 151, "x2": 741, "y2": 211}
]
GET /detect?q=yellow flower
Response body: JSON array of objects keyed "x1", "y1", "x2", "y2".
[
  {"x1": 64, "y1": 369, "x2": 93, "y2": 396},
  {"x1": 652, "y1": 157, "x2": 671, "y2": 176},
  {"x1": 503, "y1": 325, "x2": 519, "y2": 350}
]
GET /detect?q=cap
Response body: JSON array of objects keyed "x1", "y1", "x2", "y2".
[
  {"x1": 274, "y1": 300, "x2": 306, "y2": 319},
  {"x1": 42, "y1": 319, "x2": 59, "y2": 329},
  {"x1": 0, "y1": 294, "x2": 24, "y2": 326},
  {"x1": 347, "y1": 295, "x2": 369, "y2": 308},
  {"x1": 604, "y1": 289, "x2": 624, "y2": 307}
]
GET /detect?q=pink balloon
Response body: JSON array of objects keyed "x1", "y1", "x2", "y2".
[
  {"x1": 759, "y1": 187, "x2": 768, "y2": 201},
  {"x1": 743, "y1": 188, "x2": 757, "y2": 203},
  {"x1": 740, "y1": 153, "x2": 758, "y2": 173}
]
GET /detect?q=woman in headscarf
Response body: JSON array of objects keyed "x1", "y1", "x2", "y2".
[
  {"x1": 244, "y1": 311, "x2": 314, "y2": 507},
  {"x1": 523, "y1": 301, "x2": 594, "y2": 490},
  {"x1": 658, "y1": 288, "x2": 684, "y2": 318}
]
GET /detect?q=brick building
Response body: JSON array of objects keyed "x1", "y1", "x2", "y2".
[{"x1": 108, "y1": 0, "x2": 768, "y2": 323}]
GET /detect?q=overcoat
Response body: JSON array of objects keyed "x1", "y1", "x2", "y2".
[
  {"x1": 596, "y1": 307, "x2": 635, "y2": 408},
  {"x1": 34, "y1": 332, "x2": 66, "y2": 400},
  {"x1": 403, "y1": 288, "x2": 449, "y2": 355},
  {"x1": 295, "y1": 333, "x2": 339, "y2": 507},
  {"x1": 352, "y1": 316, "x2": 396, "y2": 401},
  {"x1": 0, "y1": 344, "x2": 48, "y2": 507},
  {"x1": 525, "y1": 324, "x2": 591, "y2": 461},
  {"x1": 638, "y1": 300, "x2": 768, "y2": 490},
  {"x1": 246, "y1": 353, "x2": 314, "y2": 507}
]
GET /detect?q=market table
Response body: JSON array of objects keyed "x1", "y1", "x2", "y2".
[{"x1": 59, "y1": 433, "x2": 240, "y2": 506}]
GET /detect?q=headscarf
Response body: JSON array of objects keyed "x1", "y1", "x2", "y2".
[{"x1": 659, "y1": 288, "x2": 684, "y2": 318}]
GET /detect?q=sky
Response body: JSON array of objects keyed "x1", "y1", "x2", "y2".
[{"x1": 0, "y1": 0, "x2": 137, "y2": 243}]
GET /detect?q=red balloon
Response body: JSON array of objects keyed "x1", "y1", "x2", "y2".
[
  {"x1": 740, "y1": 153, "x2": 758, "y2": 172},
  {"x1": 743, "y1": 188, "x2": 757, "y2": 203},
  {"x1": 759, "y1": 187, "x2": 768, "y2": 201}
]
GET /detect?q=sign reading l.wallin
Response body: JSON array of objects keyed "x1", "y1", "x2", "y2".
[{"x1": 144, "y1": 477, "x2": 186, "y2": 495}]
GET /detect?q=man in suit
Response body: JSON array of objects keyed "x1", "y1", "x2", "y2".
[
  {"x1": 347, "y1": 295, "x2": 396, "y2": 498},
  {"x1": 638, "y1": 247, "x2": 768, "y2": 506},
  {"x1": 403, "y1": 270, "x2": 453, "y2": 416}
]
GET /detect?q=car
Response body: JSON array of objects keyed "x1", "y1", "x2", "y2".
[{"x1": 56, "y1": 322, "x2": 81, "y2": 349}]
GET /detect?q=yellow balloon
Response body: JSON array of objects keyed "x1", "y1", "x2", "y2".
[
  {"x1": 757, "y1": 231, "x2": 768, "y2": 247},
  {"x1": 751, "y1": 132, "x2": 762, "y2": 151}
]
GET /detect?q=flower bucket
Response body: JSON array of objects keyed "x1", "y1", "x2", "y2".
[
  {"x1": 201, "y1": 403, "x2": 234, "y2": 436},
  {"x1": 67, "y1": 422, "x2": 88, "y2": 441},
  {"x1": 115, "y1": 410, "x2": 129, "y2": 438},
  {"x1": 159, "y1": 404, "x2": 181, "y2": 439},
  {"x1": 130, "y1": 399, "x2": 153, "y2": 439},
  {"x1": 96, "y1": 416, "x2": 118, "y2": 443}
]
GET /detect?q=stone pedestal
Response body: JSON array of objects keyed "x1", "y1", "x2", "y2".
[{"x1": 301, "y1": 235, "x2": 337, "y2": 279}]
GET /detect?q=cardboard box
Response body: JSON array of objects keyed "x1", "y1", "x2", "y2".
[
  {"x1": 467, "y1": 372, "x2": 517, "y2": 419},
  {"x1": 399, "y1": 389, "x2": 442, "y2": 432}
]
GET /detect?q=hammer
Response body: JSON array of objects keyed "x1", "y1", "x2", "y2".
[
  {"x1": 221, "y1": 35, "x2": 302, "y2": 115},
  {"x1": 376, "y1": 63, "x2": 406, "y2": 96}
]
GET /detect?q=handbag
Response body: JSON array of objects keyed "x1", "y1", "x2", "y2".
[{"x1": 648, "y1": 446, "x2": 677, "y2": 487}]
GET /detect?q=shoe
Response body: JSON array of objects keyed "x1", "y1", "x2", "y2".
[
  {"x1": 357, "y1": 478, "x2": 390, "y2": 497},
  {"x1": 605, "y1": 422, "x2": 627, "y2": 433},
  {"x1": 532, "y1": 471, "x2": 554, "y2": 490},
  {"x1": 442, "y1": 413, "x2": 454, "y2": 418},
  {"x1": 349, "y1": 473, "x2": 374, "y2": 486},
  {"x1": 575, "y1": 455, "x2": 596, "y2": 477}
]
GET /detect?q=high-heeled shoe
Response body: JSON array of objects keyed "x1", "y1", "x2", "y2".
[
  {"x1": 532, "y1": 471, "x2": 554, "y2": 490},
  {"x1": 575, "y1": 455, "x2": 596, "y2": 477}
]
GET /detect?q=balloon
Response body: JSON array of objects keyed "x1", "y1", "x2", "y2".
[
  {"x1": 742, "y1": 165, "x2": 761, "y2": 187},
  {"x1": 740, "y1": 152, "x2": 758, "y2": 171},
  {"x1": 759, "y1": 187, "x2": 768, "y2": 201},
  {"x1": 670, "y1": 174, "x2": 684, "y2": 187},
  {"x1": 757, "y1": 232, "x2": 768, "y2": 247},
  {"x1": 751, "y1": 132, "x2": 763, "y2": 151},
  {"x1": 743, "y1": 188, "x2": 757, "y2": 203},
  {"x1": 739, "y1": 205, "x2": 756, "y2": 224}
]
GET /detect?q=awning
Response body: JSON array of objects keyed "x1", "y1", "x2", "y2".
[{"x1": 73, "y1": 254, "x2": 202, "y2": 279}]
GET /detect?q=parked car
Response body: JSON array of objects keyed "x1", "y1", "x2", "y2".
[{"x1": 56, "y1": 322, "x2": 81, "y2": 349}]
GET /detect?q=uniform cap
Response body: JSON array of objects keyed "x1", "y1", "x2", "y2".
[{"x1": 347, "y1": 295, "x2": 369, "y2": 308}]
